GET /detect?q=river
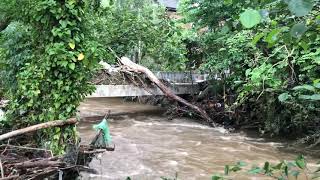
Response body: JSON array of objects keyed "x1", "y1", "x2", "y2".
[{"x1": 77, "y1": 98, "x2": 318, "y2": 180}]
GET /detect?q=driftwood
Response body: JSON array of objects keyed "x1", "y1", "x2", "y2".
[
  {"x1": 119, "y1": 57, "x2": 218, "y2": 127},
  {"x1": 14, "y1": 160, "x2": 66, "y2": 169},
  {"x1": 0, "y1": 118, "x2": 77, "y2": 142}
]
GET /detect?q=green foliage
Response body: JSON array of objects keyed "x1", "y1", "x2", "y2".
[
  {"x1": 86, "y1": 0, "x2": 188, "y2": 71},
  {"x1": 287, "y1": 0, "x2": 315, "y2": 17},
  {"x1": 180, "y1": 0, "x2": 320, "y2": 140},
  {"x1": 239, "y1": 9, "x2": 261, "y2": 28},
  {"x1": 0, "y1": 0, "x2": 100, "y2": 154},
  {"x1": 212, "y1": 155, "x2": 320, "y2": 180}
]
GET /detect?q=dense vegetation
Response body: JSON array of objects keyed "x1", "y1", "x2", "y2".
[
  {"x1": 0, "y1": 0, "x2": 319, "y2": 154},
  {"x1": 179, "y1": 0, "x2": 320, "y2": 144},
  {"x1": 0, "y1": 0, "x2": 187, "y2": 153}
]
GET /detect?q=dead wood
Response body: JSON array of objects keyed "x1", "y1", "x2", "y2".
[
  {"x1": 14, "y1": 160, "x2": 66, "y2": 169},
  {"x1": 0, "y1": 175, "x2": 19, "y2": 180},
  {"x1": 0, "y1": 118, "x2": 77, "y2": 142},
  {"x1": 119, "y1": 57, "x2": 218, "y2": 127}
]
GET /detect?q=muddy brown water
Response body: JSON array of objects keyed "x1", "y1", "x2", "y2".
[{"x1": 77, "y1": 98, "x2": 318, "y2": 180}]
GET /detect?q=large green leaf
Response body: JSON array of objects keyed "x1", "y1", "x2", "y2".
[
  {"x1": 287, "y1": 0, "x2": 315, "y2": 17},
  {"x1": 293, "y1": 85, "x2": 316, "y2": 92},
  {"x1": 299, "y1": 94, "x2": 320, "y2": 101},
  {"x1": 239, "y1": 9, "x2": 261, "y2": 28},
  {"x1": 290, "y1": 23, "x2": 308, "y2": 38},
  {"x1": 278, "y1": 93, "x2": 290, "y2": 102}
]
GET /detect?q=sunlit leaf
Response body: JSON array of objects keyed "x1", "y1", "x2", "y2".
[
  {"x1": 69, "y1": 42, "x2": 75, "y2": 50},
  {"x1": 239, "y1": 9, "x2": 261, "y2": 28},
  {"x1": 78, "y1": 53, "x2": 85, "y2": 61},
  {"x1": 100, "y1": 0, "x2": 110, "y2": 8}
]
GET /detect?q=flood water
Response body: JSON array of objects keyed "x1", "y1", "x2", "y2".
[{"x1": 77, "y1": 98, "x2": 318, "y2": 180}]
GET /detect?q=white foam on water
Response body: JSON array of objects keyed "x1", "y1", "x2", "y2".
[
  {"x1": 177, "y1": 152, "x2": 189, "y2": 156},
  {"x1": 168, "y1": 160, "x2": 178, "y2": 166},
  {"x1": 0, "y1": 109, "x2": 4, "y2": 120},
  {"x1": 195, "y1": 141, "x2": 202, "y2": 146}
]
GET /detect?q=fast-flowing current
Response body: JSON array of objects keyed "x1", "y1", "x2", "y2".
[{"x1": 77, "y1": 98, "x2": 318, "y2": 180}]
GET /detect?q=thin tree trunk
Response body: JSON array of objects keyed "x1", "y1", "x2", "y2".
[{"x1": 0, "y1": 118, "x2": 77, "y2": 141}]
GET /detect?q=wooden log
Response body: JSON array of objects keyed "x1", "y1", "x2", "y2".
[
  {"x1": 14, "y1": 160, "x2": 66, "y2": 169},
  {"x1": 120, "y1": 57, "x2": 218, "y2": 127},
  {"x1": 0, "y1": 118, "x2": 77, "y2": 142},
  {"x1": 0, "y1": 175, "x2": 19, "y2": 180}
]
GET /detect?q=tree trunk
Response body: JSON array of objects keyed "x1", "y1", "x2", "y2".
[
  {"x1": 0, "y1": 118, "x2": 77, "y2": 141},
  {"x1": 119, "y1": 57, "x2": 217, "y2": 127}
]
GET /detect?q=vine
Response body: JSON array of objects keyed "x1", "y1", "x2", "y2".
[{"x1": 1, "y1": 0, "x2": 99, "y2": 154}]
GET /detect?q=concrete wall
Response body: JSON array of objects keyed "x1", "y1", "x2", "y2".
[{"x1": 88, "y1": 84, "x2": 200, "y2": 97}]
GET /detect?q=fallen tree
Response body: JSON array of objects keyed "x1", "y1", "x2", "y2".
[
  {"x1": 119, "y1": 57, "x2": 218, "y2": 127},
  {"x1": 0, "y1": 118, "x2": 77, "y2": 142}
]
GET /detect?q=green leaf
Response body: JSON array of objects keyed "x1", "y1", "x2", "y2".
[
  {"x1": 224, "y1": 0, "x2": 233, "y2": 5},
  {"x1": 239, "y1": 9, "x2": 261, "y2": 28},
  {"x1": 295, "y1": 155, "x2": 306, "y2": 169},
  {"x1": 263, "y1": 162, "x2": 270, "y2": 173},
  {"x1": 248, "y1": 167, "x2": 262, "y2": 174},
  {"x1": 313, "y1": 83, "x2": 320, "y2": 89},
  {"x1": 287, "y1": 0, "x2": 315, "y2": 17},
  {"x1": 231, "y1": 166, "x2": 242, "y2": 172},
  {"x1": 273, "y1": 162, "x2": 284, "y2": 170},
  {"x1": 278, "y1": 93, "x2": 290, "y2": 102},
  {"x1": 299, "y1": 94, "x2": 320, "y2": 101},
  {"x1": 68, "y1": 63, "x2": 75, "y2": 70},
  {"x1": 293, "y1": 85, "x2": 316, "y2": 92},
  {"x1": 265, "y1": 29, "x2": 281, "y2": 45},
  {"x1": 100, "y1": 0, "x2": 110, "y2": 8},
  {"x1": 252, "y1": 33, "x2": 265, "y2": 45},
  {"x1": 211, "y1": 174, "x2": 223, "y2": 180},
  {"x1": 290, "y1": 23, "x2": 308, "y2": 38},
  {"x1": 224, "y1": 165, "x2": 229, "y2": 175}
]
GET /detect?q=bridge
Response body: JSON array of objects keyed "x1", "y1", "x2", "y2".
[{"x1": 88, "y1": 72, "x2": 209, "y2": 97}]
